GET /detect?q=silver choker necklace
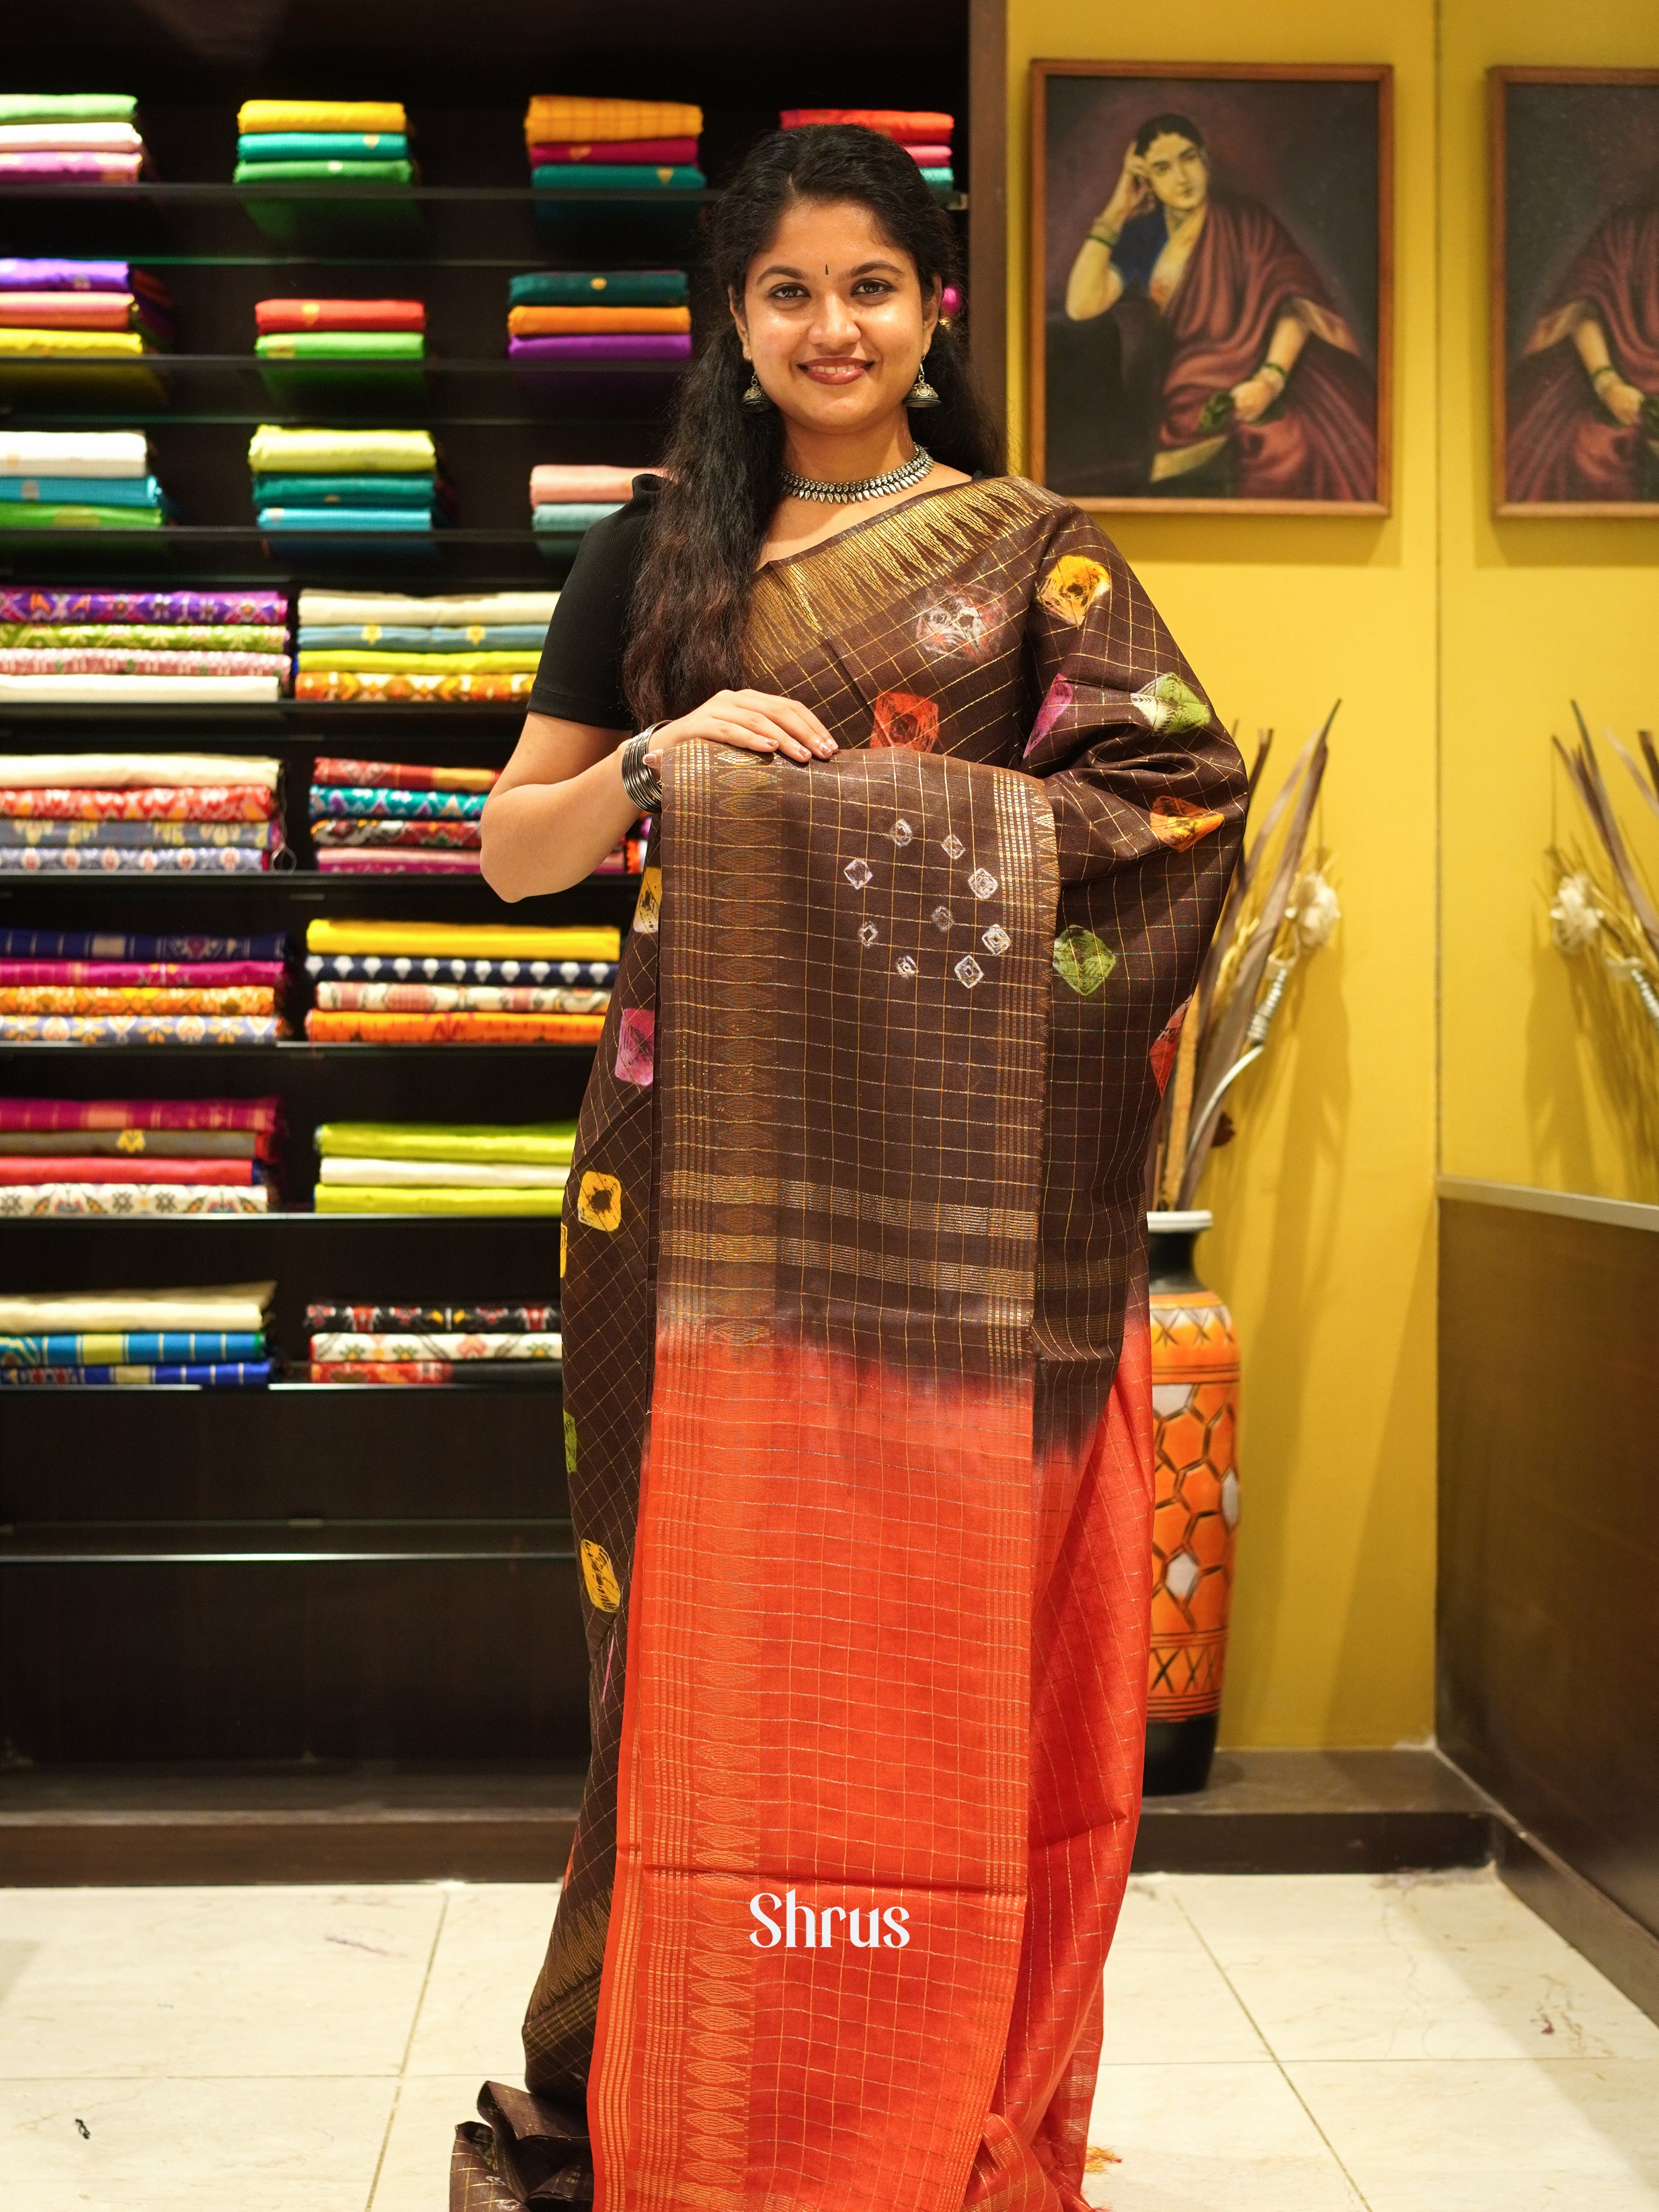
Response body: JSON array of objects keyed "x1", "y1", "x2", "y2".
[{"x1": 781, "y1": 446, "x2": 934, "y2": 504}]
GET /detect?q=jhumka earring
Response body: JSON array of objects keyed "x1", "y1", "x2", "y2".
[
  {"x1": 741, "y1": 366, "x2": 772, "y2": 409},
  {"x1": 906, "y1": 355, "x2": 941, "y2": 408}
]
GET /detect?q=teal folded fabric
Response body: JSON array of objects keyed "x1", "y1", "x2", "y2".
[
  {"x1": 532, "y1": 503, "x2": 620, "y2": 531},
  {"x1": 234, "y1": 159, "x2": 416, "y2": 185},
  {"x1": 530, "y1": 165, "x2": 704, "y2": 192},
  {"x1": 509, "y1": 269, "x2": 689, "y2": 307},
  {"x1": 258, "y1": 506, "x2": 432, "y2": 532},
  {"x1": 253, "y1": 474, "x2": 435, "y2": 506},
  {"x1": 0, "y1": 475, "x2": 162, "y2": 508},
  {"x1": 236, "y1": 132, "x2": 409, "y2": 162},
  {"x1": 919, "y1": 167, "x2": 955, "y2": 186},
  {"x1": 299, "y1": 624, "x2": 546, "y2": 650}
]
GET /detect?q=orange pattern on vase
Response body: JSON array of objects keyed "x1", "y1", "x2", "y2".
[{"x1": 1147, "y1": 1288, "x2": 1240, "y2": 1722}]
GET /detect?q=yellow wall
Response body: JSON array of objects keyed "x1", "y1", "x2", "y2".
[
  {"x1": 1439, "y1": 1, "x2": 1659, "y2": 1205},
  {"x1": 1008, "y1": 0, "x2": 1656, "y2": 1746}
]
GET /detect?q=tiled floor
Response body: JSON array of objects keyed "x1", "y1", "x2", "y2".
[{"x1": 3, "y1": 1867, "x2": 1657, "y2": 2210}]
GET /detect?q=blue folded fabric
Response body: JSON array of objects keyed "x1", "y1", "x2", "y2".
[
  {"x1": 530, "y1": 165, "x2": 706, "y2": 193},
  {"x1": 0, "y1": 1361, "x2": 273, "y2": 1387},
  {"x1": 236, "y1": 132, "x2": 410, "y2": 162},
  {"x1": 298, "y1": 624, "x2": 548, "y2": 651},
  {"x1": 258, "y1": 506, "x2": 434, "y2": 532},
  {"x1": 0, "y1": 1333, "x2": 267, "y2": 1364},
  {"x1": 251, "y1": 473, "x2": 436, "y2": 507},
  {"x1": 532, "y1": 503, "x2": 622, "y2": 532},
  {"x1": 0, "y1": 474, "x2": 163, "y2": 508}
]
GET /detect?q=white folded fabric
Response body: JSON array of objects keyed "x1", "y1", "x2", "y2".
[
  {"x1": 0, "y1": 676, "x2": 283, "y2": 702},
  {"x1": 296, "y1": 591, "x2": 559, "y2": 628},
  {"x1": 317, "y1": 1156, "x2": 570, "y2": 1188},
  {"x1": 309, "y1": 1331, "x2": 562, "y2": 1361},
  {"x1": 0, "y1": 1282, "x2": 275, "y2": 1332},
  {"x1": 0, "y1": 123, "x2": 144, "y2": 153},
  {"x1": 0, "y1": 753, "x2": 283, "y2": 789},
  {"x1": 0, "y1": 431, "x2": 149, "y2": 477}
]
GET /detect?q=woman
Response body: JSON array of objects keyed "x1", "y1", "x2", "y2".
[
  {"x1": 1505, "y1": 195, "x2": 1659, "y2": 505},
  {"x1": 1064, "y1": 111, "x2": 1376, "y2": 501},
  {"x1": 455, "y1": 123, "x2": 1244, "y2": 2212}
]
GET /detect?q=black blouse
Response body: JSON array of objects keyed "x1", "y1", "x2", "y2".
[{"x1": 525, "y1": 475, "x2": 662, "y2": 731}]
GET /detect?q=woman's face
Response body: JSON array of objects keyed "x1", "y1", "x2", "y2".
[
  {"x1": 1139, "y1": 133, "x2": 1208, "y2": 214},
  {"x1": 733, "y1": 197, "x2": 937, "y2": 437}
]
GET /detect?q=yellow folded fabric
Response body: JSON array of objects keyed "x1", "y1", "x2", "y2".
[
  {"x1": 247, "y1": 425, "x2": 436, "y2": 474},
  {"x1": 238, "y1": 100, "x2": 407, "y2": 134},
  {"x1": 296, "y1": 650, "x2": 540, "y2": 675},
  {"x1": 507, "y1": 305, "x2": 691, "y2": 336},
  {"x1": 314, "y1": 1184, "x2": 563, "y2": 1216},
  {"x1": 0, "y1": 330, "x2": 148, "y2": 357},
  {"x1": 524, "y1": 96, "x2": 702, "y2": 143},
  {"x1": 306, "y1": 919, "x2": 621, "y2": 960}
]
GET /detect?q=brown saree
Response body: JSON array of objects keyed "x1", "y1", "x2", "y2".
[{"x1": 453, "y1": 475, "x2": 1245, "y2": 2212}]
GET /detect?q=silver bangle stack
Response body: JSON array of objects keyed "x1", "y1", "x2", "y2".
[{"x1": 619, "y1": 728, "x2": 662, "y2": 813}]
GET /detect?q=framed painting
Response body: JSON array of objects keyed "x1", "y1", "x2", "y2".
[
  {"x1": 1492, "y1": 68, "x2": 1659, "y2": 517},
  {"x1": 1030, "y1": 61, "x2": 1392, "y2": 515}
]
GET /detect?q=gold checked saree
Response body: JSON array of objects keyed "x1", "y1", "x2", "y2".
[{"x1": 452, "y1": 475, "x2": 1245, "y2": 2212}]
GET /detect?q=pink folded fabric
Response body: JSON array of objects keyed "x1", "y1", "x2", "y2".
[
  {"x1": 0, "y1": 153, "x2": 144, "y2": 183},
  {"x1": 529, "y1": 464, "x2": 646, "y2": 505},
  {"x1": 0, "y1": 959, "x2": 286, "y2": 986},
  {"x1": 313, "y1": 848, "x2": 481, "y2": 874},
  {"x1": 528, "y1": 138, "x2": 697, "y2": 165},
  {"x1": 903, "y1": 145, "x2": 953, "y2": 166},
  {"x1": 0, "y1": 291, "x2": 143, "y2": 329}
]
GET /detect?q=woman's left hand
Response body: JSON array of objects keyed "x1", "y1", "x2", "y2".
[{"x1": 1227, "y1": 373, "x2": 1279, "y2": 425}]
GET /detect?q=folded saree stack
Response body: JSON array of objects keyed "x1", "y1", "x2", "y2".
[
  {"x1": 0, "y1": 1280, "x2": 274, "y2": 1385},
  {"x1": 0, "y1": 1093, "x2": 282, "y2": 1216},
  {"x1": 525, "y1": 95, "x2": 704, "y2": 201},
  {"x1": 249, "y1": 426, "x2": 445, "y2": 539},
  {"x1": 253, "y1": 295, "x2": 426, "y2": 409},
  {"x1": 0, "y1": 93, "x2": 150, "y2": 184},
  {"x1": 0, "y1": 581, "x2": 291, "y2": 701},
  {"x1": 508, "y1": 267, "x2": 691, "y2": 371},
  {"x1": 529, "y1": 462, "x2": 646, "y2": 550},
  {"x1": 303, "y1": 918, "x2": 616, "y2": 1042},
  {"x1": 781, "y1": 107, "x2": 957, "y2": 193},
  {"x1": 0, "y1": 431, "x2": 172, "y2": 534},
  {"x1": 233, "y1": 99, "x2": 413, "y2": 188},
  {"x1": 0, "y1": 258, "x2": 172, "y2": 375},
  {"x1": 305, "y1": 1297, "x2": 562, "y2": 1383},
  {"x1": 293, "y1": 589, "x2": 555, "y2": 702},
  {"x1": 312, "y1": 1120, "x2": 577, "y2": 1215},
  {"x1": 0, "y1": 924, "x2": 291, "y2": 1042},
  {"x1": 308, "y1": 753, "x2": 494, "y2": 876},
  {"x1": 0, "y1": 753, "x2": 286, "y2": 876}
]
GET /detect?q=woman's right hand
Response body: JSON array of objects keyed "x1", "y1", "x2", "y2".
[
  {"x1": 643, "y1": 688, "x2": 837, "y2": 770},
  {"x1": 1096, "y1": 146, "x2": 1153, "y2": 235}
]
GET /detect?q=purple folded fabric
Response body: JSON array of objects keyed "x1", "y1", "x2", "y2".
[
  {"x1": 0, "y1": 153, "x2": 143, "y2": 183},
  {"x1": 0, "y1": 258, "x2": 131, "y2": 292},
  {"x1": 506, "y1": 333, "x2": 692, "y2": 363},
  {"x1": 0, "y1": 959, "x2": 286, "y2": 986},
  {"x1": 314, "y1": 848, "x2": 482, "y2": 874},
  {"x1": 0, "y1": 589, "x2": 287, "y2": 624}
]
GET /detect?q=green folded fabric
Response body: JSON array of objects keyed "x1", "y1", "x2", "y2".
[
  {"x1": 234, "y1": 159, "x2": 416, "y2": 185},
  {"x1": 509, "y1": 270, "x2": 689, "y2": 308},
  {"x1": 247, "y1": 425, "x2": 436, "y2": 473},
  {"x1": 255, "y1": 332, "x2": 425, "y2": 359},
  {"x1": 0, "y1": 94, "x2": 136, "y2": 123},
  {"x1": 0, "y1": 501, "x2": 165, "y2": 529},
  {"x1": 314, "y1": 1184, "x2": 563, "y2": 1216},
  {"x1": 315, "y1": 1120, "x2": 578, "y2": 1165}
]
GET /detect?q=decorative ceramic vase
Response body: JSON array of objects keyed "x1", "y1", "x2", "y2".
[{"x1": 1143, "y1": 1209, "x2": 1241, "y2": 1795}]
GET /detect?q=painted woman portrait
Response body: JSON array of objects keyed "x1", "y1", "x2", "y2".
[
  {"x1": 1036, "y1": 70, "x2": 1388, "y2": 510},
  {"x1": 1497, "y1": 75, "x2": 1659, "y2": 511}
]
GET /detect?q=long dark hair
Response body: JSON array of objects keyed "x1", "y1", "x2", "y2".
[{"x1": 623, "y1": 125, "x2": 1003, "y2": 725}]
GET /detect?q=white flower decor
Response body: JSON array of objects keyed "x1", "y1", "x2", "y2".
[
  {"x1": 1549, "y1": 871, "x2": 1603, "y2": 955},
  {"x1": 1290, "y1": 868, "x2": 1342, "y2": 953}
]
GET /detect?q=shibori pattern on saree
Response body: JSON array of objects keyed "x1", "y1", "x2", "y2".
[{"x1": 845, "y1": 801, "x2": 1008, "y2": 991}]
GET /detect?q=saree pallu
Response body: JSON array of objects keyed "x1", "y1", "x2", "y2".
[
  {"x1": 304, "y1": 1008, "x2": 606, "y2": 1045},
  {"x1": 0, "y1": 986, "x2": 276, "y2": 1014},
  {"x1": 456, "y1": 478, "x2": 1246, "y2": 2212},
  {"x1": 296, "y1": 670, "x2": 533, "y2": 704},
  {"x1": 313, "y1": 757, "x2": 498, "y2": 793},
  {"x1": 0, "y1": 1014, "x2": 285, "y2": 1043},
  {"x1": 0, "y1": 1184, "x2": 269, "y2": 1215},
  {"x1": 0, "y1": 588, "x2": 285, "y2": 622},
  {"x1": 307, "y1": 1302, "x2": 560, "y2": 1332}
]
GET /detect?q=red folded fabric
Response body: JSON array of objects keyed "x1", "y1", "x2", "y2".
[
  {"x1": 528, "y1": 138, "x2": 698, "y2": 165},
  {"x1": 0, "y1": 1154, "x2": 256, "y2": 1186},
  {"x1": 254, "y1": 298, "x2": 426, "y2": 334},
  {"x1": 780, "y1": 108, "x2": 953, "y2": 144}
]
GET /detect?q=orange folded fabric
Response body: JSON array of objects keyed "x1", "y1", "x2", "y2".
[
  {"x1": 256, "y1": 298, "x2": 426, "y2": 333},
  {"x1": 507, "y1": 304, "x2": 690, "y2": 336},
  {"x1": 523, "y1": 96, "x2": 702, "y2": 145},
  {"x1": 529, "y1": 464, "x2": 646, "y2": 505},
  {"x1": 304, "y1": 1009, "x2": 607, "y2": 1045}
]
